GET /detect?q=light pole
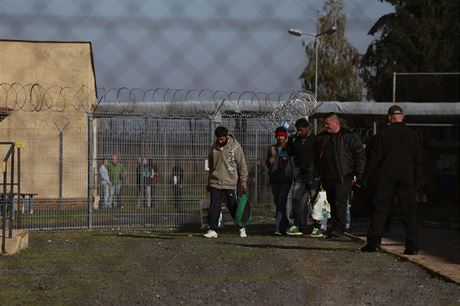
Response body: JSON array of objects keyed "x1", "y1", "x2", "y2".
[{"x1": 288, "y1": 25, "x2": 336, "y2": 99}]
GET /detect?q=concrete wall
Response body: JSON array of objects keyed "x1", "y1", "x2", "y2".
[{"x1": 0, "y1": 40, "x2": 96, "y2": 198}]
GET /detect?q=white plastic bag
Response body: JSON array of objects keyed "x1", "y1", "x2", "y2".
[{"x1": 311, "y1": 191, "x2": 331, "y2": 221}]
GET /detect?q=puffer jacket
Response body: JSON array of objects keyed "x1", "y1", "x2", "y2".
[
  {"x1": 286, "y1": 132, "x2": 318, "y2": 181},
  {"x1": 317, "y1": 128, "x2": 365, "y2": 183},
  {"x1": 208, "y1": 134, "x2": 248, "y2": 189}
]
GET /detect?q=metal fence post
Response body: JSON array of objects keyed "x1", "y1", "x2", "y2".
[
  {"x1": 58, "y1": 130, "x2": 64, "y2": 209},
  {"x1": 87, "y1": 112, "x2": 94, "y2": 228},
  {"x1": 255, "y1": 132, "x2": 258, "y2": 205},
  {"x1": 17, "y1": 147, "x2": 21, "y2": 228},
  {"x1": 8, "y1": 146, "x2": 15, "y2": 238}
]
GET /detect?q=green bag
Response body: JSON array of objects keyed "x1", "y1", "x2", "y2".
[{"x1": 235, "y1": 193, "x2": 252, "y2": 227}]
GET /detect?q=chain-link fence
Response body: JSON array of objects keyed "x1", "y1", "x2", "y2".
[
  {"x1": 1, "y1": 83, "x2": 323, "y2": 230},
  {"x1": 0, "y1": 0, "x2": 391, "y2": 93}
]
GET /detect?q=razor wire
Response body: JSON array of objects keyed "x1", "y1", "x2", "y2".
[
  {"x1": 262, "y1": 90, "x2": 317, "y2": 132},
  {"x1": 0, "y1": 83, "x2": 97, "y2": 113},
  {"x1": 0, "y1": 83, "x2": 313, "y2": 120}
]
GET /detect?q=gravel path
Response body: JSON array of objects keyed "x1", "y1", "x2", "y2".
[{"x1": 1, "y1": 226, "x2": 459, "y2": 305}]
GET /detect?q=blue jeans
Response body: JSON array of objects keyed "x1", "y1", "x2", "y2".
[
  {"x1": 292, "y1": 177, "x2": 321, "y2": 232},
  {"x1": 271, "y1": 183, "x2": 291, "y2": 233},
  {"x1": 102, "y1": 183, "x2": 112, "y2": 208},
  {"x1": 111, "y1": 184, "x2": 122, "y2": 207}
]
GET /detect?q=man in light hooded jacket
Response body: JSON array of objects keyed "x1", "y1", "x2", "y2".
[{"x1": 204, "y1": 126, "x2": 248, "y2": 238}]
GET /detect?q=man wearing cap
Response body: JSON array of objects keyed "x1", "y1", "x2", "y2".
[
  {"x1": 361, "y1": 105, "x2": 422, "y2": 254},
  {"x1": 286, "y1": 118, "x2": 319, "y2": 236},
  {"x1": 317, "y1": 112, "x2": 366, "y2": 238},
  {"x1": 204, "y1": 126, "x2": 249, "y2": 239}
]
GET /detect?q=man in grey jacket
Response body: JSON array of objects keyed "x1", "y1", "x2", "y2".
[{"x1": 204, "y1": 126, "x2": 248, "y2": 238}]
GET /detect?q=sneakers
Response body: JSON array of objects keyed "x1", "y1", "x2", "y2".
[
  {"x1": 286, "y1": 225, "x2": 303, "y2": 236},
  {"x1": 274, "y1": 231, "x2": 283, "y2": 236},
  {"x1": 204, "y1": 229, "x2": 247, "y2": 238},
  {"x1": 310, "y1": 228, "x2": 325, "y2": 238},
  {"x1": 204, "y1": 230, "x2": 218, "y2": 238}
]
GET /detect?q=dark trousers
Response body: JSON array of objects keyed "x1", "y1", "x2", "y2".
[
  {"x1": 271, "y1": 183, "x2": 291, "y2": 233},
  {"x1": 208, "y1": 187, "x2": 239, "y2": 231},
  {"x1": 367, "y1": 178, "x2": 418, "y2": 250},
  {"x1": 322, "y1": 179, "x2": 352, "y2": 234},
  {"x1": 172, "y1": 185, "x2": 181, "y2": 211}
]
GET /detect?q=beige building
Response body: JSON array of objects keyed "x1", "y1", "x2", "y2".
[{"x1": 0, "y1": 40, "x2": 97, "y2": 199}]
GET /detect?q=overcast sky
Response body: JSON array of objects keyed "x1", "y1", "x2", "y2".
[{"x1": 0, "y1": 0, "x2": 393, "y2": 93}]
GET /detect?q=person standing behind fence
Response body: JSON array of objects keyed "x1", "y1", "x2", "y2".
[
  {"x1": 150, "y1": 160, "x2": 159, "y2": 209},
  {"x1": 286, "y1": 118, "x2": 320, "y2": 236},
  {"x1": 137, "y1": 158, "x2": 152, "y2": 208},
  {"x1": 266, "y1": 127, "x2": 294, "y2": 235},
  {"x1": 171, "y1": 162, "x2": 184, "y2": 211},
  {"x1": 99, "y1": 158, "x2": 112, "y2": 208},
  {"x1": 204, "y1": 126, "x2": 248, "y2": 239},
  {"x1": 361, "y1": 105, "x2": 422, "y2": 255},
  {"x1": 317, "y1": 112, "x2": 365, "y2": 239},
  {"x1": 108, "y1": 154, "x2": 125, "y2": 209}
]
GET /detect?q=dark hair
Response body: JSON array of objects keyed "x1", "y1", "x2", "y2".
[
  {"x1": 215, "y1": 126, "x2": 228, "y2": 138},
  {"x1": 325, "y1": 112, "x2": 339, "y2": 119},
  {"x1": 295, "y1": 118, "x2": 309, "y2": 128}
]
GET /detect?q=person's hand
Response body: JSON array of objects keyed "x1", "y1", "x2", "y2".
[
  {"x1": 354, "y1": 177, "x2": 366, "y2": 189},
  {"x1": 267, "y1": 157, "x2": 275, "y2": 166},
  {"x1": 240, "y1": 182, "x2": 248, "y2": 193}
]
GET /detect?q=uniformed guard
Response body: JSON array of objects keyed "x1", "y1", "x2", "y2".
[{"x1": 361, "y1": 105, "x2": 422, "y2": 255}]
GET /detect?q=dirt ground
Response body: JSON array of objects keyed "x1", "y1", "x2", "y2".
[{"x1": 1, "y1": 225, "x2": 459, "y2": 305}]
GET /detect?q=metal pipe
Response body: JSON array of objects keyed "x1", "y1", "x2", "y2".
[
  {"x1": 315, "y1": 37, "x2": 318, "y2": 100},
  {"x1": 2, "y1": 167, "x2": 7, "y2": 254},
  {"x1": 17, "y1": 147, "x2": 21, "y2": 229},
  {"x1": 8, "y1": 146, "x2": 15, "y2": 238},
  {"x1": 393, "y1": 72, "x2": 396, "y2": 103},
  {"x1": 87, "y1": 113, "x2": 94, "y2": 228},
  {"x1": 58, "y1": 131, "x2": 63, "y2": 209}
]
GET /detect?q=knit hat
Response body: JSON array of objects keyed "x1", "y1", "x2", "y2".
[{"x1": 275, "y1": 127, "x2": 288, "y2": 138}]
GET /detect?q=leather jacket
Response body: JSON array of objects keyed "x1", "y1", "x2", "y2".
[{"x1": 316, "y1": 128, "x2": 366, "y2": 184}]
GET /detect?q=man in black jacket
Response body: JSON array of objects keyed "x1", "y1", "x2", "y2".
[
  {"x1": 361, "y1": 105, "x2": 422, "y2": 255},
  {"x1": 317, "y1": 112, "x2": 366, "y2": 238},
  {"x1": 286, "y1": 118, "x2": 318, "y2": 235}
]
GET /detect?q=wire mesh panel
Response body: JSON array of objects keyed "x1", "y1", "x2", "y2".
[
  {"x1": 0, "y1": 112, "x2": 90, "y2": 230},
  {"x1": 0, "y1": 84, "x2": 319, "y2": 230},
  {"x1": 92, "y1": 115, "x2": 275, "y2": 229}
]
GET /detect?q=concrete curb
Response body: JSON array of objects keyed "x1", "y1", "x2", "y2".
[{"x1": 347, "y1": 232, "x2": 460, "y2": 285}]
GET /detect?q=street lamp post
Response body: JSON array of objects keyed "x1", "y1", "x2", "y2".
[
  {"x1": 288, "y1": 25, "x2": 336, "y2": 99},
  {"x1": 288, "y1": 25, "x2": 336, "y2": 134}
]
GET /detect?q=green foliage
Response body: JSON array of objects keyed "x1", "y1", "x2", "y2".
[
  {"x1": 360, "y1": 0, "x2": 460, "y2": 102},
  {"x1": 300, "y1": 0, "x2": 364, "y2": 101}
]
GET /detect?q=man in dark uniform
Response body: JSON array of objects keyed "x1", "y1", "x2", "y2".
[
  {"x1": 317, "y1": 112, "x2": 366, "y2": 238},
  {"x1": 361, "y1": 105, "x2": 422, "y2": 255}
]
